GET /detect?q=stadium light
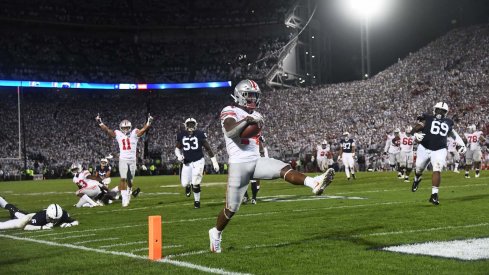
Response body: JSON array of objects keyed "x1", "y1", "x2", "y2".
[{"x1": 346, "y1": 0, "x2": 388, "y2": 19}]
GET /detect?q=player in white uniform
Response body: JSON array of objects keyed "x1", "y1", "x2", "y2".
[
  {"x1": 96, "y1": 114, "x2": 153, "y2": 207},
  {"x1": 399, "y1": 126, "x2": 415, "y2": 182},
  {"x1": 312, "y1": 140, "x2": 331, "y2": 172},
  {"x1": 209, "y1": 79, "x2": 335, "y2": 253},
  {"x1": 446, "y1": 136, "x2": 460, "y2": 173},
  {"x1": 70, "y1": 163, "x2": 104, "y2": 208},
  {"x1": 384, "y1": 128, "x2": 402, "y2": 179},
  {"x1": 464, "y1": 124, "x2": 486, "y2": 178}
]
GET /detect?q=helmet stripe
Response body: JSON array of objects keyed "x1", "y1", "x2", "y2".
[{"x1": 249, "y1": 80, "x2": 257, "y2": 90}]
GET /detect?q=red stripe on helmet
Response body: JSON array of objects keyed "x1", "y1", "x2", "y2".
[{"x1": 249, "y1": 80, "x2": 257, "y2": 90}]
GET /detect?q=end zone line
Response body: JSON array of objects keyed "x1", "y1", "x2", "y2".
[
  {"x1": 0, "y1": 234, "x2": 251, "y2": 275},
  {"x1": 353, "y1": 222, "x2": 489, "y2": 238}
]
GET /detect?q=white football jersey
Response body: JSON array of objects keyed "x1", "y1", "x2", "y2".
[
  {"x1": 72, "y1": 170, "x2": 101, "y2": 190},
  {"x1": 447, "y1": 136, "x2": 457, "y2": 152},
  {"x1": 464, "y1": 131, "x2": 483, "y2": 151},
  {"x1": 220, "y1": 106, "x2": 260, "y2": 163},
  {"x1": 115, "y1": 129, "x2": 139, "y2": 160},
  {"x1": 316, "y1": 144, "x2": 330, "y2": 160},
  {"x1": 399, "y1": 133, "x2": 414, "y2": 152}
]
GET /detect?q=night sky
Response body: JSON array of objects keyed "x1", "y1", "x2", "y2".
[{"x1": 318, "y1": 0, "x2": 489, "y2": 83}]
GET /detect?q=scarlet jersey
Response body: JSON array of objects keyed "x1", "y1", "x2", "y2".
[
  {"x1": 447, "y1": 136, "x2": 457, "y2": 152},
  {"x1": 316, "y1": 144, "x2": 330, "y2": 161},
  {"x1": 220, "y1": 106, "x2": 261, "y2": 163},
  {"x1": 464, "y1": 131, "x2": 483, "y2": 151},
  {"x1": 384, "y1": 134, "x2": 400, "y2": 154},
  {"x1": 72, "y1": 170, "x2": 102, "y2": 191},
  {"x1": 115, "y1": 129, "x2": 139, "y2": 160},
  {"x1": 399, "y1": 133, "x2": 414, "y2": 152}
]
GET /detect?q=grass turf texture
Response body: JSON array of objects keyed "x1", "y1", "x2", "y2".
[{"x1": 0, "y1": 171, "x2": 488, "y2": 274}]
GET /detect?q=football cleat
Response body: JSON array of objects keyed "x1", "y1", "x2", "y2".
[
  {"x1": 194, "y1": 201, "x2": 200, "y2": 209},
  {"x1": 465, "y1": 174, "x2": 470, "y2": 179},
  {"x1": 312, "y1": 168, "x2": 335, "y2": 195},
  {"x1": 453, "y1": 169, "x2": 459, "y2": 173},
  {"x1": 404, "y1": 176, "x2": 409, "y2": 183},
  {"x1": 429, "y1": 193, "x2": 439, "y2": 205},
  {"x1": 185, "y1": 185, "x2": 191, "y2": 197},
  {"x1": 412, "y1": 177, "x2": 422, "y2": 192},
  {"x1": 251, "y1": 199, "x2": 257, "y2": 205},
  {"x1": 209, "y1": 227, "x2": 222, "y2": 253},
  {"x1": 242, "y1": 195, "x2": 249, "y2": 204},
  {"x1": 132, "y1": 187, "x2": 141, "y2": 198},
  {"x1": 352, "y1": 174, "x2": 356, "y2": 180},
  {"x1": 475, "y1": 173, "x2": 480, "y2": 178}
]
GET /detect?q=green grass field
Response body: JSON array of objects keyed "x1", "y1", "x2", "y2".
[{"x1": 0, "y1": 171, "x2": 488, "y2": 274}]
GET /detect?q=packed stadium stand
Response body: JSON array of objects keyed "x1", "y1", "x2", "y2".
[{"x1": 0, "y1": 1, "x2": 488, "y2": 180}]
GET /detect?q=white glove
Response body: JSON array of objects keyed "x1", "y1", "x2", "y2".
[
  {"x1": 60, "y1": 223, "x2": 72, "y2": 228},
  {"x1": 147, "y1": 113, "x2": 154, "y2": 126},
  {"x1": 95, "y1": 113, "x2": 104, "y2": 126},
  {"x1": 177, "y1": 155, "x2": 184, "y2": 162},
  {"x1": 311, "y1": 156, "x2": 315, "y2": 162},
  {"x1": 102, "y1": 178, "x2": 111, "y2": 186},
  {"x1": 42, "y1": 223, "x2": 54, "y2": 230},
  {"x1": 211, "y1": 156, "x2": 219, "y2": 172},
  {"x1": 413, "y1": 132, "x2": 425, "y2": 142},
  {"x1": 458, "y1": 145, "x2": 467, "y2": 154}
]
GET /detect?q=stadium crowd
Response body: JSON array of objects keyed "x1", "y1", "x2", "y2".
[{"x1": 0, "y1": 24, "x2": 488, "y2": 180}]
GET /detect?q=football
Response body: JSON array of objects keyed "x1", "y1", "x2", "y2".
[{"x1": 240, "y1": 123, "x2": 261, "y2": 138}]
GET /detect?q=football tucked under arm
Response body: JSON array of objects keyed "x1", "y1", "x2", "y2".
[{"x1": 240, "y1": 123, "x2": 262, "y2": 138}]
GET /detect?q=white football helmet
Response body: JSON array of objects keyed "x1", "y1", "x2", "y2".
[
  {"x1": 46, "y1": 203, "x2": 63, "y2": 223},
  {"x1": 343, "y1": 132, "x2": 350, "y2": 139},
  {"x1": 433, "y1": 102, "x2": 449, "y2": 119},
  {"x1": 70, "y1": 163, "x2": 82, "y2": 175},
  {"x1": 406, "y1": 126, "x2": 413, "y2": 135},
  {"x1": 231, "y1": 79, "x2": 261, "y2": 110},
  {"x1": 468, "y1": 124, "x2": 476, "y2": 133},
  {"x1": 321, "y1": 140, "x2": 328, "y2": 149},
  {"x1": 119, "y1": 120, "x2": 132, "y2": 134},
  {"x1": 184, "y1": 118, "x2": 197, "y2": 132},
  {"x1": 101, "y1": 158, "x2": 108, "y2": 166}
]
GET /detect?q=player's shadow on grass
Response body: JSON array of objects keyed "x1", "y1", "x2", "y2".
[
  {"x1": 227, "y1": 225, "x2": 385, "y2": 252},
  {"x1": 446, "y1": 194, "x2": 488, "y2": 202}
]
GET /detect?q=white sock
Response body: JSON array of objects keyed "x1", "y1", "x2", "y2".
[
  {"x1": 345, "y1": 167, "x2": 351, "y2": 178},
  {"x1": 303, "y1": 177, "x2": 316, "y2": 189},
  {"x1": 111, "y1": 186, "x2": 119, "y2": 192},
  {"x1": 0, "y1": 197, "x2": 7, "y2": 208},
  {"x1": 432, "y1": 186, "x2": 439, "y2": 194},
  {"x1": 121, "y1": 190, "x2": 129, "y2": 205},
  {"x1": 194, "y1": 192, "x2": 201, "y2": 202},
  {"x1": 454, "y1": 163, "x2": 459, "y2": 170}
]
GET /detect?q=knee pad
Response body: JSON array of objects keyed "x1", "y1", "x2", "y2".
[{"x1": 192, "y1": 184, "x2": 201, "y2": 193}]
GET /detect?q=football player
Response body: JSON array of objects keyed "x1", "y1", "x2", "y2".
[
  {"x1": 463, "y1": 124, "x2": 486, "y2": 178},
  {"x1": 175, "y1": 117, "x2": 220, "y2": 209},
  {"x1": 96, "y1": 113, "x2": 153, "y2": 207},
  {"x1": 209, "y1": 79, "x2": 335, "y2": 253},
  {"x1": 384, "y1": 128, "x2": 402, "y2": 179},
  {"x1": 338, "y1": 132, "x2": 356, "y2": 180},
  {"x1": 0, "y1": 196, "x2": 78, "y2": 230},
  {"x1": 399, "y1": 126, "x2": 415, "y2": 182},
  {"x1": 312, "y1": 140, "x2": 331, "y2": 172},
  {"x1": 410, "y1": 102, "x2": 466, "y2": 205},
  {"x1": 70, "y1": 163, "x2": 104, "y2": 207}
]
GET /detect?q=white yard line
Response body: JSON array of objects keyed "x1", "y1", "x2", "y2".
[
  {"x1": 99, "y1": 240, "x2": 147, "y2": 248},
  {"x1": 52, "y1": 233, "x2": 96, "y2": 240},
  {"x1": 354, "y1": 222, "x2": 489, "y2": 238},
  {"x1": 166, "y1": 250, "x2": 209, "y2": 258},
  {"x1": 73, "y1": 237, "x2": 119, "y2": 245},
  {"x1": 0, "y1": 234, "x2": 251, "y2": 275}
]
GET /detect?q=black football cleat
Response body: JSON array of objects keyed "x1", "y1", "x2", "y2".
[
  {"x1": 132, "y1": 187, "x2": 141, "y2": 198},
  {"x1": 194, "y1": 201, "x2": 200, "y2": 209},
  {"x1": 352, "y1": 174, "x2": 356, "y2": 180},
  {"x1": 429, "y1": 193, "x2": 439, "y2": 205},
  {"x1": 5, "y1": 204, "x2": 25, "y2": 219},
  {"x1": 185, "y1": 185, "x2": 191, "y2": 197},
  {"x1": 411, "y1": 177, "x2": 422, "y2": 192}
]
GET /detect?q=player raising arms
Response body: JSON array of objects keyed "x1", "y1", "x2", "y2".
[
  {"x1": 208, "y1": 79, "x2": 335, "y2": 253},
  {"x1": 338, "y1": 132, "x2": 356, "y2": 180},
  {"x1": 463, "y1": 124, "x2": 486, "y2": 178},
  {"x1": 96, "y1": 113, "x2": 153, "y2": 207},
  {"x1": 175, "y1": 117, "x2": 220, "y2": 209},
  {"x1": 410, "y1": 102, "x2": 466, "y2": 205}
]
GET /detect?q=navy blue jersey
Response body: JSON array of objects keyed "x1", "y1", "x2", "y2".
[
  {"x1": 28, "y1": 210, "x2": 75, "y2": 227},
  {"x1": 418, "y1": 113, "x2": 454, "y2": 150},
  {"x1": 340, "y1": 138, "x2": 355, "y2": 153},
  {"x1": 177, "y1": 130, "x2": 207, "y2": 164},
  {"x1": 96, "y1": 165, "x2": 111, "y2": 179}
]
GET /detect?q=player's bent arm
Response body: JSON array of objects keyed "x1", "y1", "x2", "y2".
[
  {"x1": 223, "y1": 117, "x2": 249, "y2": 138},
  {"x1": 137, "y1": 123, "x2": 151, "y2": 137},
  {"x1": 99, "y1": 124, "x2": 116, "y2": 138},
  {"x1": 175, "y1": 145, "x2": 184, "y2": 162},
  {"x1": 24, "y1": 223, "x2": 53, "y2": 231},
  {"x1": 60, "y1": 220, "x2": 79, "y2": 228}
]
